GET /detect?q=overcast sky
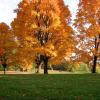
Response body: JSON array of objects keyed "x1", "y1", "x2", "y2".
[{"x1": 0, "y1": 0, "x2": 79, "y2": 26}]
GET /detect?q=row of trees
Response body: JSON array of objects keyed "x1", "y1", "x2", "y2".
[{"x1": 0, "y1": 0, "x2": 100, "y2": 74}]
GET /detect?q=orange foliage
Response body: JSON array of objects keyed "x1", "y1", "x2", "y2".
[
  {"x1": 11, "y1": 0, "x2": 74, "y2": 72},
  {"x1": 74, "y1": 0, "x2": 100, "y2": 73},
  {"x1": 0, "y1": 22, "x2": 16, "y2": 66},
  {"x1": 74, "y1": 0, "x2": 100, "y2": 37}
]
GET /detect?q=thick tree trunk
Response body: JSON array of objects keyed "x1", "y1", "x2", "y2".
[
  {"x1": 43, "y1": 57, "x2": 48, "y2": 74},
  {"x1": 2, "y1": 63, "x2": 7, "y2": 75},
  {"x1": 92, "y1": 55, "x2": 97, "y2": 73}
]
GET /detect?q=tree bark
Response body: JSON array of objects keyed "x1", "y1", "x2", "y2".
[
  {"x1": 92, "y1": 55, "x2": 97, "y2": 73},
  {"x1": 92, "y1": 34, "x2": 100, "y2": 73},
  {"x1": 4, "y1": 67, "x2": 6, "y2": 75},
  {"x1": 2, "y1": 63, "x2": 7, "y2": 75},
  {"x1": 43, "y1": 56, "x2": 48, "y2": 74}
]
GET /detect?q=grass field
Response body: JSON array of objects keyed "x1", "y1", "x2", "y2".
[{"x1": 0, "y1": 74, "x2": 100, "y2": 100}]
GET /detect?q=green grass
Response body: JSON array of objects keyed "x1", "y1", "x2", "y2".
[{"x1": 0, "y1": 74, "x2": 100, "y2": 100}]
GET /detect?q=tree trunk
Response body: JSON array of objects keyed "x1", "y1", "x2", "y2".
[
  {"x1": 43, "y1": 57, "x2": 48, "y2": 74},
  {"x1": 4, "y1": 67, "x2": 6, "y2": 75},
  {"x1": 92, "y1": 34, "x2": 100, "y2": 73},
  {"x1": 92, "y1": 55, "x2": 97, "y2": 73},
  {"x1": 35, "y1": 64, "x2": 39, "y2": 73},
  {"x1": 35, "y1": 62, "x2": 42, "y2": 74},
  {"x1": 2, "y1": 63, "x2": 7, "y2": 75}
]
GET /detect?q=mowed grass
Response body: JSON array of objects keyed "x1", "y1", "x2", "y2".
[{"x1": 0, "y1": 74, "x2": 100, "y2": 100}]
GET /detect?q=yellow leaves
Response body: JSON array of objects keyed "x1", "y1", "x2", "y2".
[
  {"x1": 30, "y1": 10, "x2": 41, "y2": 22},
  {"x1": 46, "y1": 43, "x2": 55, "y2": 50},
  {"x1": 44, "y1": 43, "x2": 57, "y2": 57},
  {"x1": 31, "y1": 23, "x2": 38, "y2": 29},
  {"x1": 23, "y1": 3, "x2": 28, "y2": 7},
  {"x1": 36, "y1": 12, "x2": 41, "y2": 18},
  {"x1": 51, "y1": 14, "x2": 61, "y2": 28}
]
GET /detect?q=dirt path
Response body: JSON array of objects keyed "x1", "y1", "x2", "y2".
[{"x1": 0, "y1": 70, "x2": 73, "y2": 74}]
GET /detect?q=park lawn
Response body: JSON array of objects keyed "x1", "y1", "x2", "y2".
[{"x1": 0, "y1": 74, "x2": 100, "y2": 100}]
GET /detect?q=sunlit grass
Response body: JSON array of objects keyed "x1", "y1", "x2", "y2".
[{"x1": 0, "y1": 74, "x2": 100, "y2": 100}]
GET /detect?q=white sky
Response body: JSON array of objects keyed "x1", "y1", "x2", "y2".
[{"x1": 0, "y1": 0, "x2": 79, "y2": 26}]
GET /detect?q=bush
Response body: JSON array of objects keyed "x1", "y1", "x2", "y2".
[
  {"x1": 0, "y1": 64, "x2": 3, "y2": 71},
  {"x1": 52, "y1": 62, "x2": 73, "y2": 71}
]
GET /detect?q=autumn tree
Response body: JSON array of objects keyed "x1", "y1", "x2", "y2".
[
  {"x1": 0, "y1": 23, "x2": 16, "y2": 74},
  {"x1": 11, "y1": 0, "x2": 73, "y2": 74},
  {"x1": 74, "y1": 0, "x2": 100, "y2": 73}
]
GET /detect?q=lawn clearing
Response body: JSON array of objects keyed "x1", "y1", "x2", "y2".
[{"x1": 0, "y1": 74, "x2": 100, "y2": 100}]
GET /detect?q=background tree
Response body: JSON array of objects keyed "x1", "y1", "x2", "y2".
[
  {"x1": 0, "y1": 22, "x2": 16, "y2": 74},
  {"x1": 11, "y1": 0, "x2": 74, "y2": 74},
  {"x1": 74, "y1": 0, "x2": 100, "y2": 73}
]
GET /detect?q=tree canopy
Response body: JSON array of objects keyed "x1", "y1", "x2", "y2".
[
  {"x1": 74, "y1": 0, "x2": 100, "y2": 73},
  {"x1": 11, "y1": 0, "x2": 74, "y2": 74}
]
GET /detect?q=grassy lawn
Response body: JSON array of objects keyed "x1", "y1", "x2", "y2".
[{"x1": 0, "y1": 74, "x2": 100, "y2": 100}]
